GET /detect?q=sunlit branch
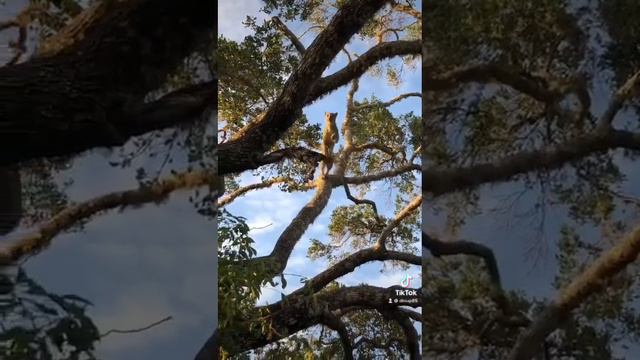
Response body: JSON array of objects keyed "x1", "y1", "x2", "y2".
[
  {"x1": 218, "y1": 178, "x2": 289, "y2": 207},
  {"x1": 354, "y1": 92, "x2": 420, "y2": 110},
  {"x1": 508, "y1": 220, "x2": 640, "y2": 360},
  {"x1": 296, "y1": 248, "x2": 420, "y2": 296},
  {"x1": 333, "y1": 163, "x2": 420, "y2": 185},
  {"x1": 375, "y1": 195, "x2": 421, "y2": 249},
  {"x1": 306, "y1": 40, "x2": 421, "y2": 104},
  {"x1": 0, "y1": 170, "x2": 218, "y2": 265},
  {"x1": 597, "y1": 69, "x2": 640, "y2": 130},
  {"x1": 391, "y1": 1, "x2": 422, "y2": 20}
]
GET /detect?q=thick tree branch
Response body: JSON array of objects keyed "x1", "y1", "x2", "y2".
[
  {"x1": 272, "y1": 16, "x2": 306, "y2": 54},
  {"x1": 423, "y1": 129, "x2": 640, "y2": 197},
  {"x1": 376, "y1": 195, "x2": 422, "y2": 249},
  {"x1": 254, "y1": 146, "x2": 326, "y2": 168},
  {"x1": 194, "y1": 328, "x2": 219, "y2": 360},
  {"x1": 508, "y1": 221, "x2": 640, "y2": 360},
  {"x1": 294, "y1": 248, "x2": 420, "y2": 297},
  {"x1": 0, "y1": 0, "x2": 215, "y2": 167},
  {"x1": 306, "y1": 40, "x2": 420, "y2": 104},
  {"x1": 426, "y1": 64, "x2": 594, "y2": 124},
  {"x1": 423, "y1": 231, "x2": 506, "y2": 310},
  {"x1": 219, "y1": 285, "x2": 421, "y2": 354},
  {"x1": 248, "y1": 174, "x2": 335, "y2": 276},
  {"x1": 321, "y1": 311, "x2": 354, "y2": 360},
  {"x1": 122, "y1": 80, "x2": 216, "y2": 134},
  {"x1": 426, "y1": 64, "x2": 556, "y2": 101},
  {"x1": 383, "y1": 309, "x2": 420, "y2": 360},
  {"x1": 218, "y1": 178, "x2": 289, "y2": 207},
  {"x1": 597, "y1": 69, "x2": 640, "y2": 130},
  {"x1": 37, "y1": 1, "x2": 116, "y2": 58},
  {"x1": 397, "y1": 308, "x2": 422, "y2": 323},
  {"x1": 218, "y1": 0, "x2": 391, "y2": 176},
  {"x1": 0, "y1": 79, "x2": 215, "y2": 166},
  {"x1": 332, "y1": 163, "x2": 420, "y2": 186},
  {"x1": 0, "y1": 170, "x2": 219, "y2": 265}
]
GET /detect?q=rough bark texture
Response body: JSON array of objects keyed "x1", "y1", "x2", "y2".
[
  {"x1": 219, "y1": 285, "x2": 421, "y2": 354},
  {"x1": 0, "y1": 0, "x2": 215, "y2": 166}
]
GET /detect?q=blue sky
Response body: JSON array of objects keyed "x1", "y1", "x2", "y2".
[{"x1": 219, "y1": 0, "x2": 422, "y2": 347}]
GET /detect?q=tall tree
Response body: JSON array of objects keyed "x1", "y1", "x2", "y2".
[
  {"x1": 214, "y1": 0, "x2": 422, "y2": 358},
  {"x1": 423, "y1": 1, "x2": 640, "y2": 359}
]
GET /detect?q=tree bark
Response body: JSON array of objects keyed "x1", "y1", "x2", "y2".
[
  {"x1": 218, "y1": 285, "x2": 421, "y2": 355},
  {"x1": 0, "y1": 0, "x2": 215, "y2": 167}
]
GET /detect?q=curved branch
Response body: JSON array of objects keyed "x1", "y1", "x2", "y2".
[
  {"x1": 321, "y1": 311, "x2": 354, "y2": 360},
  {"x1": 508, "y1": 221, "x2": 640, "y2": 360},
  {"x1": 376, "y1": 195, "x2": 422, "y2": 249},
  {"x1": 255, "y1": 146, "x2": 326, "y2": 168},
  {"x1": 352, "y1": 142, "x2": 401, "y2": 158},
  {"x1": 249, "y1": 175, "x2": 335, "y2": 276},
  {"x1": 296, "y1": 248, "x2": 420, "y2": 296},
  {"x1": 306, "y1": 40, "x2": 421, "y2": 104},
  {"x1": 397, "y1": 307, "x2": 422, "y2": 323},
  {"x1": 0, "y1": 170, "x2": 219, "y2": 265},
  {"x1": 383, "y1": 308, "x2": 420, "y2": 360},
  {"x1": 294, "y1": 197, "x2": 421, "y2": 296},
  {"x1": 354, "y1": 92, "x2": 421, "y2": 110},
  {"x1": 218, "y1": 178, "x2": 289, "y2": 207},
  {"x1": 343, "y1": 181, "x2": 379, "y2": 218},
  {"x1": 423, "y1": 129, "x2": 640, "y2": 197},
  {"x1": 219, "y1": 285, "x2": 421, "y2": 354},
  {"x1": 426, "y1": 64, "x2": 557, "y2": 102},
  {"x1": 423, "y1": 232, "x2": 501, "y2": 288},
  {"x1": 333, "y1": 163, "x2": 420, "y2": 185},
  {"x1": 272, "y1": 16, "x2": 306, "y2": 54},
  {"x1": 423, "y1": 231, "x2": 506, "y2": 309}
]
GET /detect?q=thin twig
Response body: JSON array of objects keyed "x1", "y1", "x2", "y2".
[{"x1": 100, "y1": 316, "x2": 173, "y2": 338}]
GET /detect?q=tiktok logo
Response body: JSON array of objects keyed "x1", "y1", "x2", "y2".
[
  {"x1": 400, "y1": 273, "x2": 413, "y2": 288},
  {"x1": 399, "y1": 273, "x2": 421, "y2": 288}
]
